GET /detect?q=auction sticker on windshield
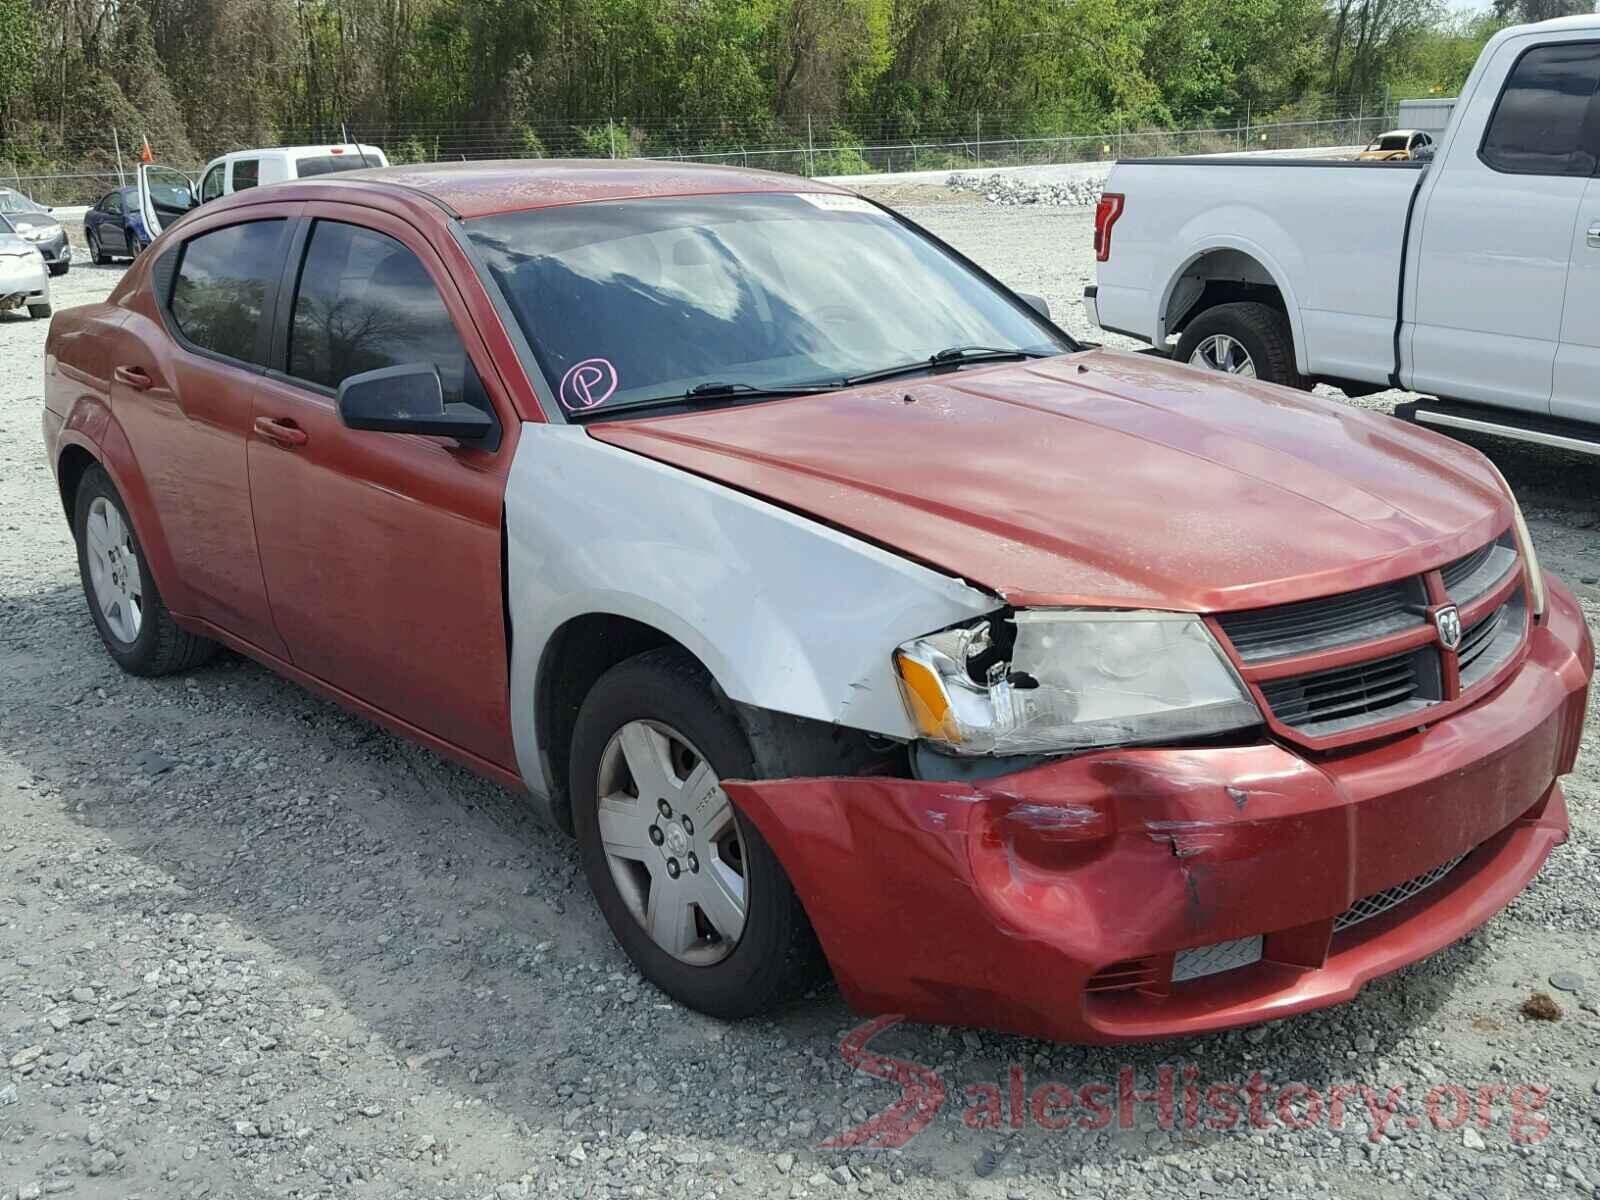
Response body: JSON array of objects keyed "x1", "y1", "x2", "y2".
[{"x1": 796, "y1": 193, "x2": 882, "y2": 215}]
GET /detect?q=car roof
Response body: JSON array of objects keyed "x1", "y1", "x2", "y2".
[{"x1": 265, "y1": 158, "x2": 854, "y2": 219}]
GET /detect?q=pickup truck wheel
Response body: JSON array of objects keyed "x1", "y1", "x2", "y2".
[
  {"x1": 73, "y1": 466, "x2": 218, "y2": 676},
  {"x1": 570, "y1": 647, "x2": 821, "y2": 1019},
  {"x1": 1176, "y1": 302, "x2": 1306, "y2": 390}
]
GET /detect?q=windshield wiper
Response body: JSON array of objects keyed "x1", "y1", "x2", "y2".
[
  {"x1": 571, "y1": 380, "x2": 840, "y2": 419},
  {"x1": 681, "y1": 381, "x2": 837, "y2": 399},
  {"x1": 842, "y1": 345, "x2": 1055, "y2": 387}
]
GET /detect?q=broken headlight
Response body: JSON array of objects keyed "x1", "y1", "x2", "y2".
[{"x1": 893, "y1": 610, "x2": 1261, "y2": 756}]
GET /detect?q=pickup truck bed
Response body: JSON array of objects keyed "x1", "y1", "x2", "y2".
[
  {"x1": 1090, "y1": 157, "x2": 1423, "y2": 389},
  {"x1": 1088, "y1": 13, "x2": 1600, "y2": 439}
]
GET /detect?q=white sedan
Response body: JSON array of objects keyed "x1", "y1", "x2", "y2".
[{"x1": 0, "y1": 228, "x2": 51, "y2": 319}]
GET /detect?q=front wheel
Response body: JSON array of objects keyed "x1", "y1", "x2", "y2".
[
  {"x1": 88, "y1": 230, "x2": 109, "y2": 266},
  {"x1": 73, "y1": 465, "x2": 217, "y2": 676},
  {"x1": 1174, "y1": 301, "x2": 1307, "y2": 390},
  {"x1": 48, "y1": 262, "x2": 68, "y2": 277},
  {"x1": 27, "y1": 302, "x2": 51, "y2": 319},
  {"x1": 570, "y1": 647, "x2": 821, "y2": 1019}
]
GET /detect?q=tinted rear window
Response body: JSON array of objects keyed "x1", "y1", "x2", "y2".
[
  {"x1": 1480, "y1": 41, "x2": 1600, "y2": 175},
  {"x1": 232, "y1": 159, "x2": 260, "y2": 190},
  {"x1": 295, "y1": 154, "x2": 369, "y2": 177},
  {"x1": 169, "y1": 220, "x2": 286, "y2": 365}
]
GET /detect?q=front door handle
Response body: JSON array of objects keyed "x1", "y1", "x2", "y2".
[
  {"x1": 113, "y1": 365, "x2": 153, "y2": 391},
  {"x1": 1588, "y1": 223, "x2": 1600, "y2": 249},
  {"x1": 253, "y1": 416, "x2": 308, "y2": 448}
]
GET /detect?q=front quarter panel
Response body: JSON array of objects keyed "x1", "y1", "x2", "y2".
[{"x1": 505, "y1": 425, "x2": 998, "y2": 793}]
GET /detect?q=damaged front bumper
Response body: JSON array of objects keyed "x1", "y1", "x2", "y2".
[{"x1": 726, "y1": 577, "x2": 1592, "y2": 1044}]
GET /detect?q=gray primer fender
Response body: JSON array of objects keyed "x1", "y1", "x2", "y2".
[{"x1": 505, "y1": 424, "x2": 998, "y2": 803}]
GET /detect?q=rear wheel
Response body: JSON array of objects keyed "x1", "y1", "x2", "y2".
[
  {"x1": 1175, "y1": 301, "x2": 1307, "y2": 390},
  {"x1": 73, "y1": 465, "x2": 216, "y2": 676},
  {"x1": 570, "y1": 647, "x2": 821, "y2": 1019}
]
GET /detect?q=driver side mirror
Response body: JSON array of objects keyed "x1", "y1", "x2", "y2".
[
  {"x1": 1017, "y1": 292, "x2": 1051, "y2": 321},
  {"x1": 337, "y1": 363, "x2": 497, "y2": 445}
]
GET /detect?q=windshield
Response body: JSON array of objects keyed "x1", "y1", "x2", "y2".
[
  {"x1": 467, "y1": 193, "x2": 1072, "y2": 417},
  {"x1": 1370, "y1": 135, "x2": 1410, "y2": 151},
  {"x1": 0, "y1": 191, "x2": 46, "y2": 215}
]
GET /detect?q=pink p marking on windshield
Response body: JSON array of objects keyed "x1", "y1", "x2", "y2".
[{"x1": 559, "y1": 358, "x2": 619, "y2": 410}]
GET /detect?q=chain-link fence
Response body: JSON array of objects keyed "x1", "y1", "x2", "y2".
[{"x1": 2, "y1": 108, "x2": 1399, "y2": 208}]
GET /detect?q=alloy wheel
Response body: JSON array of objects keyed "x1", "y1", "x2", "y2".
[
  {"x1": 84, "y1": 497, "x2": 143, "y2": 643},
  {"x1": 1188, "y1": 333, "x2": 1257, "y2": 377},
  {"x1": 595, "y1": 720, "x2": 749, "y2": 965}
]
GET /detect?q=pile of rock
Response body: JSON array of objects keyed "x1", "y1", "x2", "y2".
[{"x1": 946, "y1": 170, "x2": 1106, "y2": 207}]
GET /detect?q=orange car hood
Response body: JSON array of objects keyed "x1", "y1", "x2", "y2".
[{"x1": 589, "y1": 349, "x2": 1511, "y2": 611}]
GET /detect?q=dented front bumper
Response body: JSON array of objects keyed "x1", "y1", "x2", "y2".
[{"x1": 725, "y1": 577, "x2": 1592, "y2": 1044}]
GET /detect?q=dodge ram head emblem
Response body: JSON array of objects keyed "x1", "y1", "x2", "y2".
[{"x1": 1435, "y1": 604, "x2": 1463, "y2": 650}]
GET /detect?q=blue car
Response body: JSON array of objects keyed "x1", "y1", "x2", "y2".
[{"x1": 83, "y1": 186, "x2": 152, "y2": 264}]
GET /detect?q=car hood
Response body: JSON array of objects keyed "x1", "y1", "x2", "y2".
[
  {"x1": 6, "y1": 216, "x2": 61, "y2": 236},
  {"x1": 588, "y1": 349, "x2": 1512, "y2": 612}
]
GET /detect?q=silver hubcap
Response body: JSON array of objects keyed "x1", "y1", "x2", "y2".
[
  {"x1": 596, "y1": 720, "x2": 748, "y2": 965},
  {"x1": 1189, "y1": 333, "x2": 1257, "y2": 377},
  {"x1": 85, "y1": 497, "x2": 143, "y2": 643}
]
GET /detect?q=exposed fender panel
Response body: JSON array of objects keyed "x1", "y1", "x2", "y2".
[{"x1": 504, "y1": 424, "x2": 998, "y2": 793}]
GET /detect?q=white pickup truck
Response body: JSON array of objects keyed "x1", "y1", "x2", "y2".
[{"x1": 1086, "y1": 13, "x2": 1600, "y2": 453}]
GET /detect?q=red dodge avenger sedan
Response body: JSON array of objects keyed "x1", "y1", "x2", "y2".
[{"x1": 41, "y1": 161, "x2": 1592, "y2": 1043}]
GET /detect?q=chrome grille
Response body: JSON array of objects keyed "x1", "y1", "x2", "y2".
[
  {"x1": 1334, "y1": 853, "x2": 1469, "y2": 933},
  {"x1": 1258, "y1": 648, "x2": 1433, "y2": 737}
]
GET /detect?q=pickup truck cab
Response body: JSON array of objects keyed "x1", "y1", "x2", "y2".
[
  {"x1": 42, "y1": 161, "x2": 1592, "y2": 1044},
  {"x1": 1088, "y1": 14, "x2": 1600, "y2": 451}
]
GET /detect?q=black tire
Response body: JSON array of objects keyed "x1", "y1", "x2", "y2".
[
  {"x1": 1175, "y1": 301, "x2": 1308, "y2": 390},
  {"x1": 570, "y1": 647, "x2": 821, "y2": 1019},
  {"x1": 88, "y1": 230, "x2": 109, "y2": 266},
  {"x1": 73, "y1": 465, "x2": 217, "y2": 676},
  {"x1": 27, "y1": 302, "x2": 51, "y2": 319},
  {"x1": 48, "y1": 262, "x2": 68, "y2": 277}
]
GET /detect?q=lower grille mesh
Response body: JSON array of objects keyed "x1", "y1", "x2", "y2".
[{"x1": 1334, "y1": 852, "x2": 1470, "y2": 933}]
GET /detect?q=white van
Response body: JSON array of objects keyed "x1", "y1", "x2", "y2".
[
  {"x1": 136, "y1": 144, "x2": 390, "y2": 240},
  {"x1": 194, "y1": 144, "x2": 388, "y2": 204}
]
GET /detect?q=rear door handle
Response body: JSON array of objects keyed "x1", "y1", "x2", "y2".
[
  {"x1": 253, "y1": 416, "x2": 308, "y2": 448},
  {"x1": 113, "y1": 365, "x2": 153, "y2": 391},
  {"x1": 1588, "y1": 223, "x2": 1600, "y2": 249}
]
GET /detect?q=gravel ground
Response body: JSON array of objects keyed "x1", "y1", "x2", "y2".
[{"x1": 2, "y1": 197, "x2": 1599, "y2": 1200}]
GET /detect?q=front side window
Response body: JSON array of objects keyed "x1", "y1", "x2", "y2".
[
  {"x1": 169, "y1": 220, "x2": 286, "y2": 365},
  {"x1": 468, "y1": 193, "x2": 1070, "y2": 417},
  {"x1": 1480, "y1": 41, "x2": 1600, "y2": 176},
  {"x1": 287, "y1": 220, "x2": 487, "y2": 412},
  {"x1": 104, "y1": 191, "x2": 123, "y2": 215},
  {"x1": 200, "y1": 165, "x2": 225, "y2": 203},
  {"x1": 232, "y1": 159, "x2": 260, "y2": 190}
]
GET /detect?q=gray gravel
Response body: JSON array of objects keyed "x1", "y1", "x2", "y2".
[
  {"x1": 2, "y1": 196, "x2": 1599, "y2": 1200},
  {"x1": 944, "y1": 172, "x2": 1106, "y2": 208}
]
